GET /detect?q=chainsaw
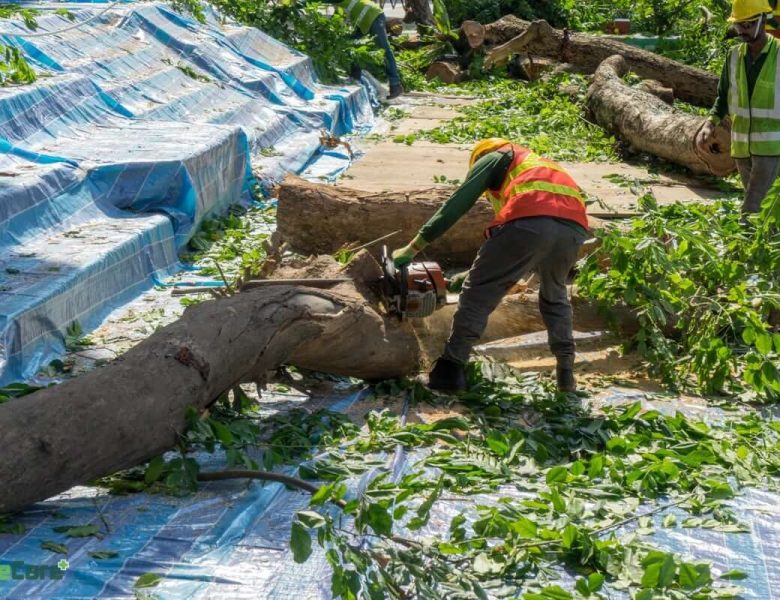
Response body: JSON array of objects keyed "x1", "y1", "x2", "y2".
[{"x1": 379, "y1": 245, "x2": 448, "y2": 320}]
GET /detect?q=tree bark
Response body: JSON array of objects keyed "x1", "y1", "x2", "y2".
[
  {"x1": 586, "y1": 55, "x2": 734, "y2": 177},
  {"x1": 0, "y1": 255, "x2": 421, "y2": 514},
  {"x1": 482, "y1": 17, "x2": 718, "y2": 107},
  {"x1": 426, "y1": 61, "x2": 465, "y2": 84},
  {"x1": 413, "y1": 290, "x2": 634, "y2": 360},
  {"x1": 277, "y1": 175, "x2": 490, "y2": 267},
  {"x1": 276, "y1": 176, "x2": 608, "y2": 267}
]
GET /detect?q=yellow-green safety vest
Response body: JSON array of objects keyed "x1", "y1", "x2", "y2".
[
  {"x1": 336, "y1": 0, "x2": 382, "y2": 35},
  {"x1": 728, "y1": 35, "x2": 780, "y2": 157}
]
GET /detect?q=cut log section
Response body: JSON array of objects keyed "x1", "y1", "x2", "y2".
[
  {"x1": 276, "y1": 175, "x2": 606, "y2": 267},
  {"x1": 426, "y1": 61, "x2": 465, "y2": 84},
  {"x1": 455, "y1": 20, "x2": 486, "y2": 53},
  {"x1": 482, "y1": 17, "x2": 717, "y2": 107},
  {"x1": 586, "y1": 55, "x2": 734, "y2": 177}
]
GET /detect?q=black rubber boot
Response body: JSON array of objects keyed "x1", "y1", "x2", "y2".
[
  {"x1": 556, "y1": 358, "x2": 576, "y2": 393},
  {"x1": 428, "y1": 357, "x2": 467, "y2": 392}
]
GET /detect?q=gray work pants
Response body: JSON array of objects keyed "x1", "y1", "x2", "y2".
[
  {"x1": 735, "y1": 156, "x2": 780, "y2": 213},
  {"x1": 442, "y1": 217, "x2": 588, "y2": 365}
]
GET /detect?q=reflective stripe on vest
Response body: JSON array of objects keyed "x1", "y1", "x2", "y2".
[
  {"x1": 484, "y1": 145, "x2": 588, "y2": 232},
  {"x1": 337, "y1": 0, "x2": 382, "y2": 35},
  {"x1": 728, "y1": 36, "x2": 780, "y2": 157}
]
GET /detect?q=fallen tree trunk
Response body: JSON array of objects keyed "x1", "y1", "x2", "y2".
[
  {"x1": 0, "y1": 256, "x2": 420, "y2": 514},
  {"x1": 414, "y1": 290, "x2": 635, "y2": 360},
  {"x1": 0, "y1": 243, "x2": 642, "y2": 513},
  {"x1": 276, "y1": 176, "x2": 606, "y2": 267},
  {"x1": 482, "y1": 17, "x2": 717, "y2": 107},
  {"x1": 586, "y1": 55, "x2": 734, "y2": 177}
]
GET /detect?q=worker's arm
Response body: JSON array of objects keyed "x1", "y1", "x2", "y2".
[
  {"x1": 392, "y1": 151, "x2": 511, "y2": 267},
  {"x1": 708, "y1": 58, "x2": 730, "y2": 124},
  {"x1": 696, "y1": 59, "x2": 730, "y2": 151}
]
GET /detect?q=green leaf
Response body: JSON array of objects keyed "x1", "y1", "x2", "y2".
[
  {"x1": 756, "y1": 331, "x2": 773, "y2": 354},
  {"x1": 546, "y1": 466, "x2": 568, "y2": 484},
  {"x1": 587, "y1": 572, "x2": 604, "y2": 592},
  {"x1": 720, "y1": 569, "x2": 748, "y2": 580},
  {"x1": 472, "y1": 552, "x2": 501, "y2": 575},
  {"x1": 144, "y1": 455, "x2": 166, "y2": 484},
  {"x1": 41, "y1": 540, "x2": 68, "y2": 554},
  {"x1": 510, "y1": 516, "x2": 538, "y2": 539},
  {"x1": 588, "y1": 455, "x2": 605, "y2": 478},
  {"x1": 663, "y1": 514, "x2": 677, "y2": 528},
  {"x1": 296, "y1": 510, "x2": 327, "y2": 529},
  {"x1": 365, "y1": 503, "x2": 393, "y2": 537},
  {"x1": 523, "y1": 584, "x2": 573, "y2": 600},
  {"x1": 678, "y1": 562, "x2": 712, "y2": 590},
  {"x1": 89, "y1": 551, "x2": 119, "y2": 560},
  {"x1": 210, "y1": 420, "x2": 234, "y2": 446},
  {"x1": 641, "y1": 551, "x2": 676, "y2": 589},
  {"x1": 52, "y1": 524, "x2": 101, "y2": 538},
  {"x1": 134, "y1": 573, "x2": 163, "y2": 589},
  {"x1": 290, "y1": 521, "x2": 312, "y2": 564},
  {"x1": 437, "y1": 542, "x2": 465, "y2": 555},
  {"x1": 561, "y1": 524, "x2": 578, "y2": 549}
]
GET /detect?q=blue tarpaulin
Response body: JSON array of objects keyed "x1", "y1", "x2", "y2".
[{"x1": 0, "y1": 0, "x2": 372, "y2": 385}]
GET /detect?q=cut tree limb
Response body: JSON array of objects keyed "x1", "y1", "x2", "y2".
[
  {"x1": 0, "y1": 255, "x2": 420, "y2": 514},
  {"x1": 586, "y1": 55, "x2": 734, "y2": 176},
  {"x1": 482, "y1": 17, "x2": 717, "y2": 107},
  {"x1": 276, "y1": 175, "x2": 606, "y2": 267}
]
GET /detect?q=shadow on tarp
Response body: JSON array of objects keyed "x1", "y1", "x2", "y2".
[{"x1": 0, "y1": 1, "x2": 373, "y2": 385}]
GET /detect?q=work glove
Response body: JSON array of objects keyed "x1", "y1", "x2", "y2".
[{"x1": 392, "y1": 235, "x2": 427, "y2": 269}]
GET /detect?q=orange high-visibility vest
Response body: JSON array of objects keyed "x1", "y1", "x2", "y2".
[{"x1": 484, "y1": 144, "x2": 589, "y2": 234}]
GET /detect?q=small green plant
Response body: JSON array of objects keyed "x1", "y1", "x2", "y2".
[
  {"x1": 0, "y1": 4, "x2": 39, "y2": 30},
  {"x1": 208, "y1": 0, "x2": 381, "y2": 83},
  {"x1": 577, "y1": 190, "x2": 780, "y2": 400},
  {"x1": 64, "y1": 321, "x2": 95, "y2": 351},
  {"x1": 432, "y1": 174, "x2": 461, "y2": 185},
  {"x1": 0, "y1": 45, "x2": 36, "y2": 86}
]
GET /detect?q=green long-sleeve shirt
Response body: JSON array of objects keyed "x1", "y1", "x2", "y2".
[
  {"x1": 710, "y1": 38, "x2": 772, "y2": 122},
  {"x1": 417, "y1": 149, "x2": 587, "y2": 244}
]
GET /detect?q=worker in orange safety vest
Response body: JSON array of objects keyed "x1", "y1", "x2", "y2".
[{"x1": 392, "y1": 138, "x2": 589, "y2": 393}]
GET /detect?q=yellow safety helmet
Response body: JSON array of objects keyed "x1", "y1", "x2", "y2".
[
  {"x1": 469, "y1": 138, "x2": 511, "y2": 168},
  {"x1": 728, "y1": 0, "x2": 773, "y2": 22}
]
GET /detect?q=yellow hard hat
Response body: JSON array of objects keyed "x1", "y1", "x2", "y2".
[
  {"x1": 469, "y1": 138, "x2": 511, "y2": 168},
  {"x1": 728, "y1": 0, "x2": 773, "y2": 23}
]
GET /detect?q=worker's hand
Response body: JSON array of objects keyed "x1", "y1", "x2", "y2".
[
  {"x1": 696, "y1": 120, "x2": 716, "y2": 152},
  {"x1": 392, "y1": 244, "x2": 417, "y2": 269}
]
